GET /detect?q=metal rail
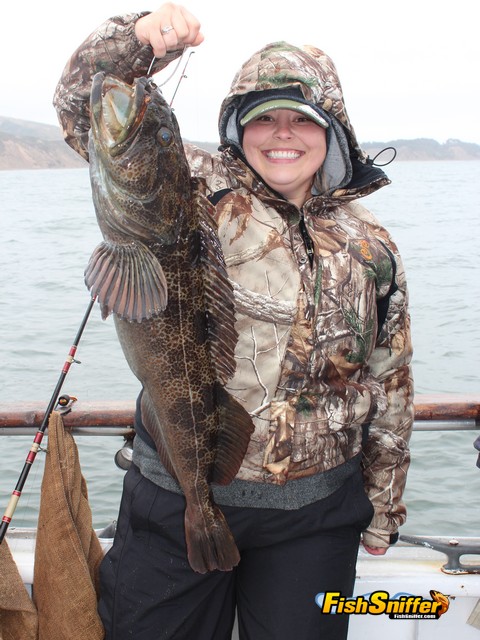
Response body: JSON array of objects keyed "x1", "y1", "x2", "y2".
[{"x1": 0, "y1": 395, "x2": 478, "y2": 435}]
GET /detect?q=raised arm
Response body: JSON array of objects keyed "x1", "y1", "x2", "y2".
[{"x1": 53, "y1": 4, "x2": 203, "y2": 160}]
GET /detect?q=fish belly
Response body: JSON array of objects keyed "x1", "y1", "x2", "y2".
[{"x1": 113, "y1": 313, "x2": 241, "y2": 573}]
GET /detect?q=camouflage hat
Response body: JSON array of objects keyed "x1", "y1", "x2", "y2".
[
  {"x1": 237, "y1": 88, "x2": 330, "y2": 131},
  {"x1": 239, "y1": 98, "x2": 329, "y2": 129}
]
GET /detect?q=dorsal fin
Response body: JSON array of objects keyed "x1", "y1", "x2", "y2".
[
  {"x1": 194, "y1": 188, "x2": 238, "y2": 384},
  {"x1": 85, "y1": 241, "x2": 168, "y2": 322}
]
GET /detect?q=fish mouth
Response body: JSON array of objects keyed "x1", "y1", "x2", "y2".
[{"x1": 91, "y1": 74, "x2": 151, "y2": 156}]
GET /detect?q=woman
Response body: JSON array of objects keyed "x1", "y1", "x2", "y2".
[{"x1": 54, "y1": 4, "x2": 414, "y2": 639}]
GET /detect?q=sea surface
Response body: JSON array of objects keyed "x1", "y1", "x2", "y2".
[{"x1": 0, "y1": 162, "x2": 479, "y2": 537}]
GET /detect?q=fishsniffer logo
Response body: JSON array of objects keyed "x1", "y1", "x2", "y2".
[{"x1": 315, "y1": 589, "x2": 450, "y2": 619}]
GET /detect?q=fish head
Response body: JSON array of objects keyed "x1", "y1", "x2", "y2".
[{"x1": 89, "y1": 73, "x2": 191, "y2": 245}]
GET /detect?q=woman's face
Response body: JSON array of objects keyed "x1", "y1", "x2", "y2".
[{"x1": 242, "y1": 109, "x2": 327, "y2": 207}]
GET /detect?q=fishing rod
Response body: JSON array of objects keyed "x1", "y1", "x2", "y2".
[{"x1": 0, "y1": 295, "x2": 96, "y2": 544}]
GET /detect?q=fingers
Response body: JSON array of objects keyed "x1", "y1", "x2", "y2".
[
  {"x1": 362, "y1": 544, "x2": 388, "y2": 556},
  {"x1": 135, "y1": 3, "x2": 204, "y2": 58}
]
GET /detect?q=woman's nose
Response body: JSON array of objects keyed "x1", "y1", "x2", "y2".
[{"x1": 273, "y1": 121, "x2": 294, "y2": 138}]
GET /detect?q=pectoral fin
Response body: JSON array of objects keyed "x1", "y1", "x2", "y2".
[{"x1": 85, "y1": 241, "x2": 168, "y2": 322}]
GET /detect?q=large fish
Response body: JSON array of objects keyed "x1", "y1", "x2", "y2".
[{"x1": 86, "y1": 72, "x2": 254, "y2": 573}]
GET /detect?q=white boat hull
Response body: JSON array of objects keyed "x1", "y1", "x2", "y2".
[
  {"x1": 7, "y1": 529, "x2": 480, "y2": 638},
  {"x1": 351, "y1": 544, "x2": 480, "y2": 638}
]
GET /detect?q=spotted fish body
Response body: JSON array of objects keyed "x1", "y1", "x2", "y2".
[{"x1": 86, "y1": 73, "x2": 254, "y2": 573}]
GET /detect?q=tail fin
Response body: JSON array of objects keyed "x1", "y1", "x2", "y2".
[{"x1": 184, "y1": 503, "x2": 240, "y2": 574}]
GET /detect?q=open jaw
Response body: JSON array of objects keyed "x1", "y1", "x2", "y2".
[{"x1": 91, "y1": 75, "x2": 150, "y2": 155}]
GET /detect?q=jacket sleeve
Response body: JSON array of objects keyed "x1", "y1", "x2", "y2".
[
  {"x1": 361, "y1": 239, "x2": 414, "y2": 549},
  {"x1": 52, "y1": 13, "x2": 183, "y2": 161}
]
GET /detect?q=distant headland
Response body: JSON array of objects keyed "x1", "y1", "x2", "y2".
[{"x1": 1, "y1": 115, "x2": 479, "y2": 170}]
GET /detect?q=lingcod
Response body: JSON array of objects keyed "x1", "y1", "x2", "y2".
[{"x1": 86, "y1": 72, "x2": 254, "y2": 573}]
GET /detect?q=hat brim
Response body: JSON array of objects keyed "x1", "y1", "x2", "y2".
[{"x1": 239, "y1": 99, "x2": 329, "y2": 129}]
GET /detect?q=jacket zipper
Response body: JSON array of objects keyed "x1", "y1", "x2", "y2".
[{"x1": 299, "y1": 213, "x2": 314, "y2": 268}]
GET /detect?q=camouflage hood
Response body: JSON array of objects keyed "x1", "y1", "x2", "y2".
[{"x1": 218, "y1": 41, "x2": 388, "y2": 197}]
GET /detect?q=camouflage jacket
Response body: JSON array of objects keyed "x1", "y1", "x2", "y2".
[{"x1": 53, "y1": 14, "x2": 414, "y2": 547}]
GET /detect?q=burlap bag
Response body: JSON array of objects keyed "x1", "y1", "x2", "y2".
[
  {"x1": 0, "y1": 539, "x2": 38, "y2": 640},
  {"x1": 33, "y1": 411, "x2": 105, "y2": 640}
]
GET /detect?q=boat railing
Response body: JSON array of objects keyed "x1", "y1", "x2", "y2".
[
  {"x1": 3, "y1": 393, "x2": 480, "y2": 639},
  {"x1": 0, "y1": 394, "x2": 479, "y2": 436}
]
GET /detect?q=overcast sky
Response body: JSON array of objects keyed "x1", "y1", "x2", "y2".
[{"x1": 2, "y1": 1, "x2": 479, "y2": 144}]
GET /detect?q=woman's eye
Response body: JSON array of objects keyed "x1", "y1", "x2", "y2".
[{"x1": 157, "y1": 127, "x2": 172, "y2": 146}]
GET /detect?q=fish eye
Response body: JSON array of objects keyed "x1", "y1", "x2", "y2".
[{"x1": 157, "y1": 127, "x2": 173, "y2": 147}]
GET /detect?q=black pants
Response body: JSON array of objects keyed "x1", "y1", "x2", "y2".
[{"x1": 98, "y1": 464, "x2": 373, "y2": 640}]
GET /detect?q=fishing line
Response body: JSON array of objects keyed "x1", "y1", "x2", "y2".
[
  {"x1": 146, "y1": 46, "x2": 195, "y2": 106},
  {"x1": 168, "y1": 50, "x2": 195, "y2": 107},
  {"x1": 147, "y1": 46, "x2": 187, "y2": 86}
]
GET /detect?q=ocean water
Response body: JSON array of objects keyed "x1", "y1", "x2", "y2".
[{"x1": 0, "y1": 162, "x2": 479, "y2": 537}]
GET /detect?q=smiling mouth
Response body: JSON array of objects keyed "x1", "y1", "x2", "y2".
[{"x1": 264, "y1": 150, "x2": 303, "y2": 160}]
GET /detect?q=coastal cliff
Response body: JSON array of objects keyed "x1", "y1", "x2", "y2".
[{"x1": 1, "y1": 116, "x2": 479, "y2": 170}]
